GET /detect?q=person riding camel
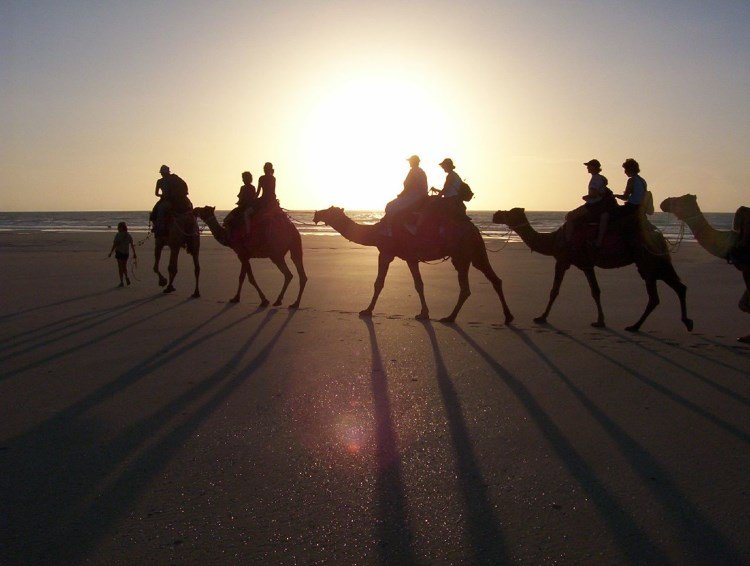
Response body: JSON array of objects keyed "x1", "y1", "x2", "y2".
[
  {"x1": 229, "y1": 171, "x2": 258, "y2": 233},
  {"x1": 257, "y1": 162, "x2": 277, "y2": 210},
  {"x1": 429, "y1": 158, "x2": 469, "y2": 221},
  {"x1": 729, "y1": 206, "x2": 750, "y2": 265},
  {"x1": 565, "y1": 159, "x2": 616, "y2": 248},
  {"x1": 615, "y1": 158, "x2": 647, "y2": 216},
  {"x1": 384, "y1": 155, "x2": 428, "y2": 233},
  {"x1": 150, "y1": 164, "x2": 191, "y2": 236}
]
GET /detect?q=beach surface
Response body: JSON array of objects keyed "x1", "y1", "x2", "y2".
[{"x1": 1, "y1": 231, "x2": 749, "y2": 564}]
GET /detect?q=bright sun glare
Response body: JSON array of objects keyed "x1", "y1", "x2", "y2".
[{"x1": 299, "y1": 76, "x2": 459, "y2": 210}]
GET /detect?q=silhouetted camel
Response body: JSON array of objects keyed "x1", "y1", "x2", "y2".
[
  {"x1": 194, "y1": 206, "x2": 307, "y2": 308},
  {"x1": 492, "y1": 208, "x2": 692, "y2": 331},
  {"x1": 312, "y1": 206, "x2": 513, "y2": 323},
  {"x1": 153, "y1": 210, "x2": 200, "y2": 297},
  {"x1": 661, "y1": 194, "x2": 750, "y2": 342}
]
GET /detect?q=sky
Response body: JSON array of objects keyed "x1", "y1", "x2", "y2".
[{"x1": 2, "y1": 0, "x2": 749, "y2": 212}]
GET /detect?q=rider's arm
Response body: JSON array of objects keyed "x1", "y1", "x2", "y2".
[{"x1": 154, "y1": 180, "x2": 162, "y2": 197}]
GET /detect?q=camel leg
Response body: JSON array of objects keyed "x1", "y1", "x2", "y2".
[
  {"x1": 288, "y1": 242, "x2": 307, "y2": 309},
  {"x1": 440, "y1": 258, "x2": 470, "y2": 323},
  {"x1": 153, "y1": 240, "x2": 167, "y2": 287},
  {"x1": 472, "y1": 256, "x2": 513, "y2": 325},
  {"x1": 738, "y1": 269, "x2": 750, "y2": 343},
  {"x1": 230, "y1": 262, "x2": 246, "y2": 303},
  {"x1": 406, "y1": 260, "x2": 430, "y2": 320},
  {"x1": 191, "y1": 250, "x2": 200, "y2": 298},
  {"x1": 163, "y1": 246, "x2": 179, "y2": 293},
  {"x1": 661, "y1": 268, "x2": 692, "y2": 331},
  {"x1": 535, "y1": 260, "x2": 570, "y2": 324},
  {"x1": 240, "y1": 259, "x2": 269, "y2": 306},
  {"x1": 360, "y1": 253, "x2": 394, "y2": 317},
  {"x1": 739, "y1": 269, "x2": 750, "y2": 313},
  {"x1": 582, "y1": 267, "x2": 605, "y2": 328},
  {"x1": 626, "y1": 278, "x2": 659, "y2": 332},
  {"x1": 271, "y1": 256, "x2": 293, "y2": 306}
]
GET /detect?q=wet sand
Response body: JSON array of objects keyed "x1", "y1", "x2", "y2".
[{"x1": 1, "y1": 231, "x2": 749, "y2": 563}]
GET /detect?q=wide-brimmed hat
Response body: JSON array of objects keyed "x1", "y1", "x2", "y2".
[
  {"x1": 439, "y1": 158, "x2": 455, "y2": 169},
  {"x1": 583, "y1": 159, "x2": 601, "y2": 168},
  {"x1": 407, "y1": 155, "x2": 420, "y2": 164}
]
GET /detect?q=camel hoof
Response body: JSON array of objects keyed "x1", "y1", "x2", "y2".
[
  {"x1": 533, "y1": 317, "x2": 548, "y2": 324},
  {"x1": 625, "y1": 325, "x2": 639, "y2": 333},
  {"x1": 192, "y1": 292, "x2": 200, "y2": 299},
  {"x1": 163, "y1": 286, "x2": 175, "y2": 294},
  {"x1": 359, "y1": 310, "x2": 373, "y2": 318},
  {"x1": 415, "y1": 312, "x2": 430, "y2": 320},
  {"x1": 229, "y1": 297, "x2": 240, "y2": 303},
  {"x1": 273, "y1": 300, "x2": 282, "y2": 307},
  {"x1": 591, "y1": 321, "x2": 606, "y2": 328},
  {"x1": 504, "y1": 314, "x2": 514, "y2": 325},
  {"x1": 439, "y1": 316, "x2": 456, "y2": 324},
  {"x1": 737, "y1": 335, "x2": 750, "y2": 344},
  {"x1": 158, "y1": 277, "x2": 167, "y2": 287},
  {"x1": 684, "y1": 318, "x2": 694, "y2": 332},
  {"x1": 288, "y1": 302, "x2": 300, "y2": 309},
  {"x1": 259, "y1": 299, "x2": 270, "y2": 307}
]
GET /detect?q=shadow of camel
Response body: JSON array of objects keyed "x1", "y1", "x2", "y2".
[
  {"x1": 510, "y1": 325, "x2": 743, "y2": 564},
  {"x1": 447, "y1": 324, "x2": 668, "y2": 563},
  {"x1": 2, "y1": 309, "x2": 295, "y2": 563},
  {"x1": 362, "y1": 318, "x2": 416, "y2": 563},
  {"x1": 419, "y1": 320, "x2": 508, "y2": 563}
]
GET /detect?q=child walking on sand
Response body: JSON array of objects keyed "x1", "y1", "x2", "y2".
[{"x1": 108, "y1": 222, "x2": 137, "y2": 287}]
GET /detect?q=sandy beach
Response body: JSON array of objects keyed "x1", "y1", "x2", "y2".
[{"x1": 1, "y1": 230, "x2": 749, "y2": 564}]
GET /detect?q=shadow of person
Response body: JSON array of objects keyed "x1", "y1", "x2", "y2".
[
  {"x1": 418, "y1": 320, "x2": 508, "y2": 563},
  {"x1": 361, "y1": 317, "x2": 416, "y2": 563}
]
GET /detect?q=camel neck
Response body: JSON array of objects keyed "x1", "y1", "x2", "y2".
[
  {"x1": 679, "y1": 207, "x2": 735, "y2": 259},
  {"x1": 201, "y1": 212, "x2": 231, "y2": 247},
  {"x1": 510, "y1": 219, "x2": 557, "y2": 256},
  {"x1": 328, "y1": 214, "x2": 378, "y2": 246}
]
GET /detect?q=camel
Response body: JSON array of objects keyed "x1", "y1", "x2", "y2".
[
  {"x1": 660, "y1": 194, "x2": 750, "y2": 343},
  {"x1": 193, "y1": 206, "x2": 307, "y2": 308},
  {"x1": 153, "y1": 210, "x2": 201, "y2": 297},
  {"x1": 312, "y1": 206, "x2": 513, "y2": 323},
  {"x1": 492, "y1": 208, "x2": 692, "y2": 332}
]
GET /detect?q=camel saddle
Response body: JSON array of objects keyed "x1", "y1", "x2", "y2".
[{"x1": 227, "y1": 204, "x2": 291, "y2": 257}]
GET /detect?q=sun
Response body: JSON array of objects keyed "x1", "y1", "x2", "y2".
[{"x1": 298, "y1": 75, "x2": 459, "y2": 210}]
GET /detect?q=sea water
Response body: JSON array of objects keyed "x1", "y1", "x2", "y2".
[{"x1": 0, "y1": 210, "x2": 736, "y2": 244}]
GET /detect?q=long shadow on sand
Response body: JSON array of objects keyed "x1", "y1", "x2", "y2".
[
  {"x1": 609, "y1": 330, "x2": 750, "y2": 407},
  {"x1": 362, "y1": 318, "x2": 416, "y2": 563},
  {"x1": 5, "y1": 303, "x2": 262, "y2": 445},
  {"x1": 2, "y1": 309, "x2": 295, "y2": 563},
  {"x1": 420, "y1": 321, "x2": 508, "y2": 563},
  {"x1": 0, "y1": 295, "x2": 184, "y2": 382},
  {"x1": 0, "y1": 295, "x2": 163, "y2": 364},
  {"x1": 448, "y1": 325, "x2": 668, "y2": 564},
  {"x1": 0, "y1": 294, "x2": 157, "y2": 348},
  {"x1": 0, "y1": 288, "x2": 116, "y2": 322},
  {"x1": 511, "y1": 326, "x2": 744, "y2": 564},
  {"x1": 548, "y1": 326, "x2": 750, "y2": 447}
]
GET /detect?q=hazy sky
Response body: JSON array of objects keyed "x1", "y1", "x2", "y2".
[{"x1": 2, "y1": 1, "x2": 748, "y2": 211}]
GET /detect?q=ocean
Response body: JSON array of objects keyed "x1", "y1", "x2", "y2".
[{"x1": 0, "y1": 210, "x2": 736, "y2": 244}]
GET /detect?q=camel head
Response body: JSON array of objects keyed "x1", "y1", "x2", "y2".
[
  {"x1": 313, "y1": 206, "x2": 345, "y2": 225},
  {"x1": 193, "y1": 206, "x2": 216, "y2": 221},
  {"x1": 659, "y1": 194, "x2": 697, "y2": 220},
  {"x1": 492, "y1": 208, "x2": 527, "y2": 227}
]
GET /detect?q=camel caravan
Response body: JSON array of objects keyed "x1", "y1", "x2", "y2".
[{"x1": 144, "y1": 158, "x2": 750, "y2": 342}]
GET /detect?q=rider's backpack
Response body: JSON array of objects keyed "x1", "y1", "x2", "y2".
[{"x1": 459, "y1": 181, "x2": 474, "y2": 202}]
